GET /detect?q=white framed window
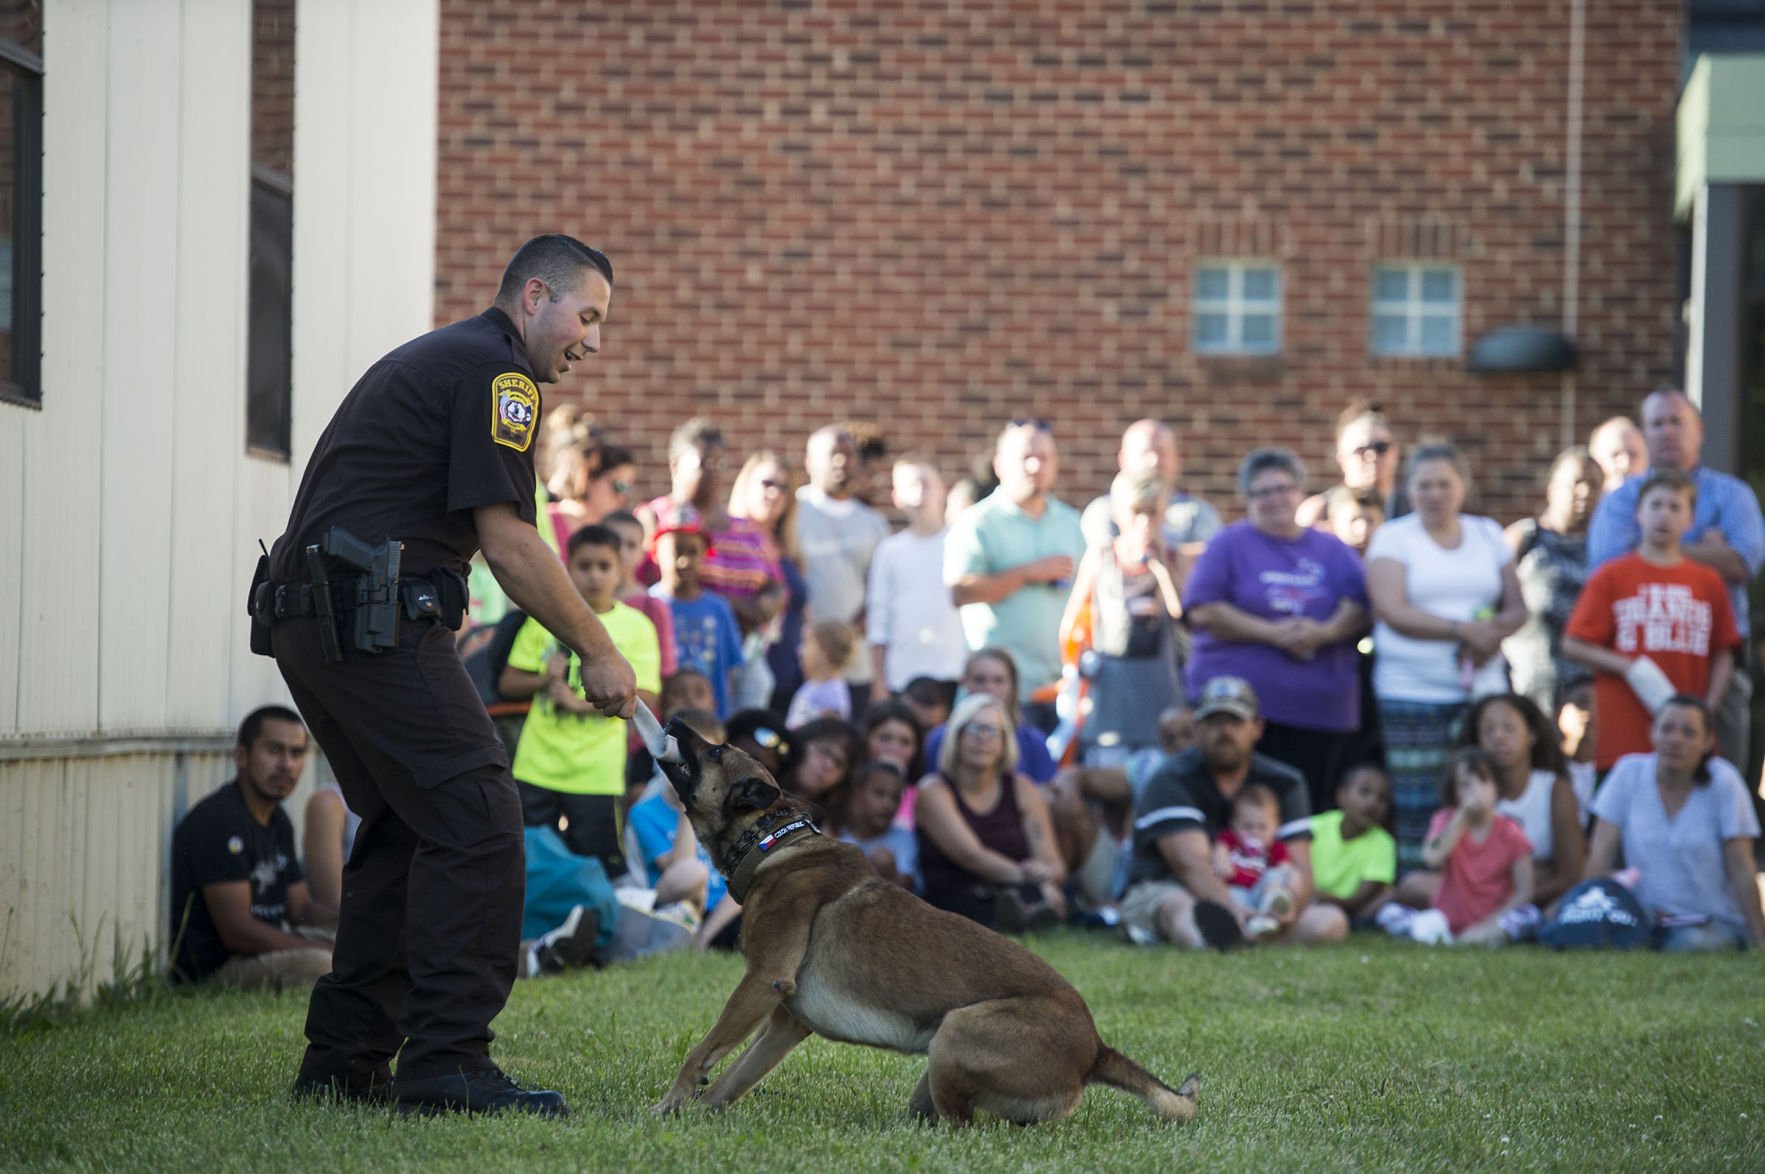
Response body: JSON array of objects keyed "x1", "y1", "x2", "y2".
[
  {"x1": 1193, "y1": 261, "x2": 1281, "y2": 356},
  {"x1": 1370, "y1": 263, "x2": 1461, "y2": 357}
]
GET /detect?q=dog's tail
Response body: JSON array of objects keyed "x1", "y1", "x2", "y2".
[{"x1": 1087, "y1": 1045, "x2": 1200, "y2": 1124}]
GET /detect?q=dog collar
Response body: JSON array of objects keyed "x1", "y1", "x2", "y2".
[{"x1": 725, "y1": 811, "x2": 820, "y2": 905}]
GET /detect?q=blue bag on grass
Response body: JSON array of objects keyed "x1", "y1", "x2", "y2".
[
  {"x1": 1537, "y1": 878, "x2": 1652, "y2": 950},
  {"x1": 521, "y1": 826, "x2": 618, "y2": 950}
]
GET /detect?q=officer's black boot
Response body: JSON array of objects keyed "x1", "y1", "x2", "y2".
[
  {"x1": 290, "y1": 1052, "x2": 394, "y2": 1105},
  {"x1": 394, "y1": 1067, "x2": 570, "y2": 1118}
]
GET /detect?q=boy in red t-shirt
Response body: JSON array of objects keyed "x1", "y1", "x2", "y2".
[{"x1": 1564, "y1": 469, "x2": 1738, "y2": 769}]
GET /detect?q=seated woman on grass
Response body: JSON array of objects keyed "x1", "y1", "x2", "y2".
[
  {"x1": 1583, "y1": 695, "x2": 1764, "y2": 952},
  {"x1": 915, "y1": 693, "x2": 1067, "y2": 932}
]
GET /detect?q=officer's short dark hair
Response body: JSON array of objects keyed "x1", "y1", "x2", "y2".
[
  {"x1": 497, "y1": 234, "x2": 614, "y2": 303},
  {"x1": 237, "y1": 705, "x2": 305, "y2": 749},
  {"x1": 566, "y1": 523, "x2": 622, "y2": 559}
]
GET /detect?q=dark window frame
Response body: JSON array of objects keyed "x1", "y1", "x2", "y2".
[
  {"x1": 245, "y1": 162, "x2": 293, "y2": 458},
  {"x1": 0, "y1": 35, "x2": 43, "y2": 410}
]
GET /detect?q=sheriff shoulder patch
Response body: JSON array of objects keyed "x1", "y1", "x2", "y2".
[{"x1": 491, "y1": 372, "x2": 540, "y2": 451}]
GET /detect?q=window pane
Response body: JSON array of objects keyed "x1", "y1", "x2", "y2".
[
  {"x1": 1196, "y1": 268, "x2": 1228, "y2": 301},
  {"x1": 1195, "y1": 313, "x2": 1228, "y2": 347},
  {"x1": 1421, "y1": 269, "x2": 1457, "y2": 303},
  {"x1": 0, "y1": 75, "x2": 13, "y2": 383},
  {"x1": 1241, "y1": 313, "x2": 1275, "y2": 346},
  {"x1": 1241, "y1": 267, "x2": 1275, "y2": 301},
  {"x1": 1371, "y1": 314, "x2": 1410, "y2": 355},
  {"x1": 247, "y1": 181, "x2": 293, "y2": 453},
  {"x1": 1372, "y1": 268, "x2": 1409, "y2": 302},
  {"x1": 1420, "y1": 315, "x2": 1457, "y2": 355}
]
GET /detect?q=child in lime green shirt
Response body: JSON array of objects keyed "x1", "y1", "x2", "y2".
[
  {"x1": 501, "y1": 524, "x2": 661, "y2": 874},
  {"x1": 1309, "y1": 764, "x2": 1396, "y2": 923}
]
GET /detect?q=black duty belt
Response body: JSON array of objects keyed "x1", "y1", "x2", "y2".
[{"x1": 257, "y1": 572, "x2": 464, "y2": 627}]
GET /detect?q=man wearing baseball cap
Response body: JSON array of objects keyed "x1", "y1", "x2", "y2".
[{"x1": 1119, "y1": 676, "x2": 1348, "y2": 949}]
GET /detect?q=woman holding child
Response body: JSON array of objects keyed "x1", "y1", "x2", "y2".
[
  {"x1": 1183, "y1": 448, "x2": 1369, "y2": 814},
  {"x1": 1501, "y1": 447, "x2": 1601, "y2": 714},
  {"x1": 1457, "y1": 693, "x2": 1586, "y2": 909},
  {"x1": 1059, "y1": 469, "x2": 1186, "y2": 764},
  {"x1": 1366, "y1": 443, "x2": 1528, "y2": 872},
  {"x1": 915, "y1": 694, "x2": 1067, "y2": 931}
]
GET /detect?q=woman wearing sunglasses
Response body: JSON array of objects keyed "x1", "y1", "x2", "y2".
[{"x1": 542, "y1": 429, "x2": 637, "y2": 551}]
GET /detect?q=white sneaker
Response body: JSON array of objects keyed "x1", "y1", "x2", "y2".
[
  {"x1": 1407, "y1": 908, "x2": 1454, "y2": 945},
  {"x1": 1374, "y1": 902, "x2": 1413, "y2": 935},
  {"x1": 1260, "y1": 887, "x2": 1294, "y2": 920},
  {"x1": 1245, "y1": 914, "x2": 1280, "y2": 939}
]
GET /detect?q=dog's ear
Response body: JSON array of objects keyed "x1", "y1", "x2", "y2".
[{"x1": 727, "y1": 776, "x2": 781, "y2": 814}]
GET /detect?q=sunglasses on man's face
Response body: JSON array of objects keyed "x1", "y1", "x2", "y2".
[
  {"x1": 1352, "y1": 441, "x2": 1392, "y2": 458},
  {"x1": 1008, "y1": 416, "x2": 1053, "y2": 434}
]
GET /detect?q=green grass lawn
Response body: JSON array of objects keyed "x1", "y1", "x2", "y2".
[{"x1": 2, "y1": 934, "x2": 1761, "y2": 1171}]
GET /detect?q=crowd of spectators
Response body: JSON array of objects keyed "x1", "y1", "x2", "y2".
[{"x1": 260, "y1": 391, "x2": 1765, "y2": 991}]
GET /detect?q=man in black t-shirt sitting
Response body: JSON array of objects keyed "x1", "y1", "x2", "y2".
[
  {"x1": 171, "y1": 706, "x2": 337, "y2": 990},
  {"x1": 1120, "y1": 677, "x2": 1349, "y2": 950}
]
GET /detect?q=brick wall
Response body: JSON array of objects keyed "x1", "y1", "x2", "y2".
[
  {"x1": 435, "y1": 0, "x2": 1682, "y2": 524},
  {"x1": 251, "y1": 0, "x2": 294, "y2": 180}
]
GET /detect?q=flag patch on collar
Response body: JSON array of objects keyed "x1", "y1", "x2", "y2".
[{"x1": 491, "y1": 372, "x2": 539, "y2": 451}]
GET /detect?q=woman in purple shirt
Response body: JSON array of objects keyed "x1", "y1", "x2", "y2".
[{"x1": 1184, "y1": 448, "x2": 1370, "y2": 814}]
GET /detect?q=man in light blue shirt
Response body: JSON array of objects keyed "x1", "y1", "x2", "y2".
[
  {"x1": 1586, "y1": 389, "x2": 1765, "y2": 767},
  {"x1": 944, "y1": 419, "x2": 1086, "y2": 730}
]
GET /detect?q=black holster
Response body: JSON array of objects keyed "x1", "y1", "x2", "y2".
[{"x1": 247, "y1": 554, "x2": 274, "y2": 657}]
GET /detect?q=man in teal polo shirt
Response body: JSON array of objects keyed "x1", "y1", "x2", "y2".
[{"x1": 944, "y1": 418, "x2": 1086, "y2": 731}]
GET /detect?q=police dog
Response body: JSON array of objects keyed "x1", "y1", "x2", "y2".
[{"x1": 651, "y1": 717, "x2": 1200, "y2": 1126}]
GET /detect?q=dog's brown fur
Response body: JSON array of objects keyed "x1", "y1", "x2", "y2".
[{"x1": 652, "y1": 718, "x2": 1200, "y2": 1126}]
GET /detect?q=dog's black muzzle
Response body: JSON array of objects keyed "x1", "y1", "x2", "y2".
[{"x1": 660, "y1": 716, "x2": 721, "y2": 804}]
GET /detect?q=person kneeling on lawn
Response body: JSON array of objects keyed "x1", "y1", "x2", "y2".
[
  {"x1": 170, "y1": 706, "x2": 336, "y2": 990},
  {"x1": 1120, "y1": 676, "x2": 1348, "y2": 949}
]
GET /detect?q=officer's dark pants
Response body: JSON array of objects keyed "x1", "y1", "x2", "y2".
[{"x1": 273, "y1": 615, "x2": 523, "y2": 1082}]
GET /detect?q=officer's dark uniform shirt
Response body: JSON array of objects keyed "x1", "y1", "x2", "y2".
[
  {"x1": 170, "y1": 781, "x2": 303, "y2": 982},
  {"x1": 1127, "y1": 747, "x2": 1313, "y2": 888},
  {"x1": 270, "y1": 309, "x2": 542, "y2": 581}
]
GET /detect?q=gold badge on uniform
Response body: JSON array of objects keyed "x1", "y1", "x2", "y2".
[{"x1": 491, "y1": 372, "x2": 540, "y2": 451}]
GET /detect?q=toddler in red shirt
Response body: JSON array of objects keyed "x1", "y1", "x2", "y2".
[{"x1": 1212, "y1": 784, "x2": 1296, "y2": 939}]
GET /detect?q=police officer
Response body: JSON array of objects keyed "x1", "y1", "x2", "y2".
[{"x1": 266, "y1": 235, "x2": 637, "y2": 1118}]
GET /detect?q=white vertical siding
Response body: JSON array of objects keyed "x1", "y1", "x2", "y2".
[
  {"x1": 0, "y1": 419, "x2": 20, "y2": 731},
  {"x1": 291, "y1": 0, "x2": 440, "y2": 467},
  {"x1": 97, "y1": 2, "x2": 182, "y2": 732},
  {"x1": 19, "y1": 0, "x2": 106, "y2": 737},
  {"x1": 0, "y1": 749, "x2": 233, "y2": 998},
  {"x1": 0, "y1": 0, "x2": 440, "y2": 1000},
  {"x1": 167, "y1": 0, "x2": 252, "y2": 730}
]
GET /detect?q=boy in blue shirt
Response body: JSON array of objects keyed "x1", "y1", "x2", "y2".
[{"x1": 649, "y1": 504, "x2": 744, "y2": 718}]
